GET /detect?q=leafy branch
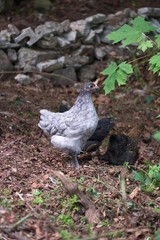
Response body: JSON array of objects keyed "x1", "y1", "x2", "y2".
[{"x1": 102, "y1": 16, "x2": 159, "y2": 94}]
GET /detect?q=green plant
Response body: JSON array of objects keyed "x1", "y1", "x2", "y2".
[
  {"x1": 155, "y1": 228, "x2": 160, "y2": 240},
  {"x1": 60, "y1": 230, "x2": 75, "y2": 240},
  {"x1": 57, "y1": 195, "x2": 79, "y2": 228},
  {"x1": 32, "y1": 189, "x2": 43, "y2": 205},
  {"x1": 133, "y1": 164, "x2": 160, "y2": 192},
  {"x1": 153, "y1": 131, "x2": 160, "y2": 141},
  {"x1": 102, "y1": 16, "x2": 159, "y2": 94}
]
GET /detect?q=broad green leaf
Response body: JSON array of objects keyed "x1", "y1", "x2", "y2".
[
  {"x1": 155, "y1": 34, "x2": 160, "y2": 47},
  {"x1": 132, "y1": 170, "x2": 145, "y2": 183},
  {"x1": 119, "y1": 61, "x2": 133, "y2": 74},
  {"x1": 107, "y1": 24, "x2": 133, "y2": 44},
  {"x1": 122, "y1": 32, "x2": 142, "y2": 46},
  {"x1": 101, "y1": 62, "x2": 118, "y2": 75},
  {"x1": 149, "y1": 53, "x2": 160, "y2": 67},
  {"x1": 106, "y1": 16, "x2": 156, "y2": 46},
  {"x1": 116, "y1": 69, "x2": 127, "y2": 85},
  {"x1": 131, "y1": 16, "x2": 156, "y2": 32},
  {"x1": 149, "y1": 53, "x2": 160, "y2": 74},
  {"x1": 103, "y1": 72, "x2": 116, "y2": 94},
  {"x1": 138, "y1": 40, "x2": 153, "y2": 52},
  {"x1": 153, "y1": 131, "x2": 160, "y2": 141}
]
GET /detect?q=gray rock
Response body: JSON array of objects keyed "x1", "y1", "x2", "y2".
[
  {"x1": 106, "y1": 12, "x2": 127, "y2": 27},
  {"x1": 15, "y1": 27, "x2": 40, "y2": 46},
  {"x1": 78, "y1": 64, "x2": 96, "y2": 82},
  {"x1": 51, "y1": 67, "x2": 77, "y2": 86},
  {"x1": 35, "y1": 23, "x2": 56, "y2": 38},
  {"x1": 137, "y1": 7, "x2": 160, "y2": 18},
  {"x1": 106, "y1": 9, "x2": 135, "y2": 28},
  {"x1": 95, "y1": 47, "x2": 108, "y2": 60},
  {"x1": 86, "y1": 13, "x2": 106, "y2": 27},
  {"x1": 8, "y1": 24, "x2": 20, "y2": 37},
  {"x1": 104, "y1": 45, "x2": 132, "y2": 60},
  {"x1": 64, "y1": 31, "x2": 77, "y2": 42},
  {"x1": 75, "y1": 45, "x2": 95, "y2": 62},
  {"x1": 7, "y1": 48, "x2": 17, "y2": 63},
  {"x1": 57, "y1": 37, "x2": 71, "y2": 48},
  {"x1": 18, "y1": 47, "x2": 61, "y2": 71},
  {"x1": 99, "y1": 25, "x2": 118, "y2": 44},
  {"x1": 83, "y1": 30, "x2": 96, "y2": 44},
  {"x1": 37, "y1": 34, "x2": 58, "y2": 49},
  {"x1": 70, "y1": 19, "x2": 90, "y2": 37},
  {"x1": 36, "y1": 56, "x2": 65, "y2": 72},
  {"x1": 35, "y1": 20, "x2": 70, "y2": 38},
  {"x1": 150, "y1": 18, "x2": 160, "y2": 33},
  {"x1": 60, "y1": 20, "x2": 71, "y2": 33},
  {"x1": 0, "y1": 29, "x2": 11, "y2": 42},
  {"x1": 0, "y1": 42, "x2": 20, "y2": 49},
  {"x1": 92, "y1": 24, "x2": 104, "y2": 34},
  {"x1": 0, "y1": 50, "x2": 13, "y2": 71},
  {"x1": 65, "y1": 55, "x2": 89, "y2": 68},
  {"x1": 15, "y1": 74, "x2": 32, "y2": 85}
]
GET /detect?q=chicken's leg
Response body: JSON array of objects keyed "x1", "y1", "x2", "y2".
[{"x1": 71, "y1": 153, "x2": 80, "y2": 169}]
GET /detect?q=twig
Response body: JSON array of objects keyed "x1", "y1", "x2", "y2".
[
  {"x1": 52, "y1": 171, "x2": 100, "y2": 224},
  {"x1": 16, "y1": 192, "x2": 36, "y2": 213},
  {"x1": 77, "y1": 229, "x2": 124, "y2": 240},
  {"x1": 0, "y1": 70, "x2": 75, "y2": 84},
  {"x1": 10, "y1": 214, "x2": 30, "y2": 230}
]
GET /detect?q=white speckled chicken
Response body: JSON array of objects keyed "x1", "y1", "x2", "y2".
[{"x1": 38, "y1": 81, "x2": 99, "y2": 169}]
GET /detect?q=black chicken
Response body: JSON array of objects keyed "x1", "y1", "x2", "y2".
[
  {"x1": 102, "y1": 125, "x2": 144, "y2": 165},
  {"x1": 59, "y1": 101, "x2": 114, "y2": 154},
  {"x1": 84, "y1": 117, "x2": 115, "y2": 152}
]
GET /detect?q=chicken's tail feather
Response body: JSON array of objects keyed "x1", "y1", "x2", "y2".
[{"x1": 38, "y1": 109, "x2": 55, "y2": 135}]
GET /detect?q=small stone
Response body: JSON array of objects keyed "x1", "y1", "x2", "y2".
[
  {"x1": 70, "y1": 19, "x2": 90, "y2": 37},
  {"x1": 0, "y1": 50, "x2": 13, "y2": 71},
  {"x1": 75, "y1": 45, "x2": 94, "y2": 62},
  {"x1": 8, "y1": 24, "x2": 20, "y2": 37},
  {"x1": 137, "y1": 7, "x2": 160, "y2": 18},
  {"x1": 78, "y1": 64, "x2": 96, "y2": 82},
  {"x1": 51, "y1": 67, "x2": 77, "y2": 86},
  {"x1": 15, "y1": 74, "x2": 32, "y2": 85},
  {"x1": 143, "y1": 132, "x2": 151, "y2": 143},
  {"x1": 64, "y1": 31, "x2": 77, "y2": 42},
  {"x1": 37, "y1": 34, "x2": 58, "y2": 49},
  {"x1": 83, "y1": 30, "x2": 96, "y2": 44},
  {"x1": 57, "y1": 37, "x2": 71, "y2": 48},
  {"x1": 86, "y1": 13, "x2": 106, "y2": 27},
  {"x1": 95, "y1": 47, "x2": 108, "y2": 60},
  {"x1": 7, "y1": 48, "x2": 17, "y2": 63},
  {"x1": 36, "y1": 57, "x2": 65, "y2": 72},
  {"x1": 65, "y1": 55, "x2": 89, "y2": 69},
  {"x1": 0, "y1": 29, "x2": 11, "y2": 42}
]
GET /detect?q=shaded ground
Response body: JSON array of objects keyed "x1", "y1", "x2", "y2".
[{"x1": 0, "y1": 1, "x2": 160, "y2": 239}]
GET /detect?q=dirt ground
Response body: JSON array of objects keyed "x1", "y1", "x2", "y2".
[{"x1": 0, "y1": 1, "x2": 160, "y2": 240}]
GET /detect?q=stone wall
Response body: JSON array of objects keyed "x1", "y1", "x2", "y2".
[{"x1": 0, "y1": 7, "x2": 160, "y2": 85}]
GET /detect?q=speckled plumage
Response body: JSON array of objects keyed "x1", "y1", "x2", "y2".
[{"x1": 38, "y1": 82, "x2": 99, "y2": 169}]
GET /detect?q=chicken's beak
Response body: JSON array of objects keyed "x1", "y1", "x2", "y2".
[{"x1": 93, "y1": 78, "x2": 100, "y2": 90}]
